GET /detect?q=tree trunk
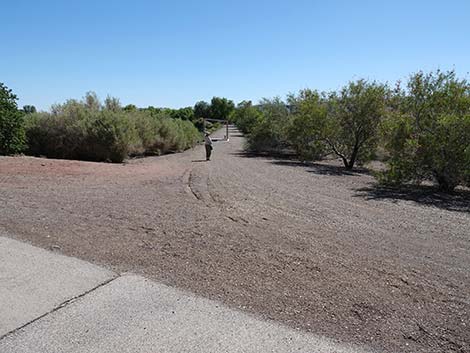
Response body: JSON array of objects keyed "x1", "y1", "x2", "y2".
[
  {"x1": 345, "y1": 145, "x2": 359, "y2": 170},
  {"x1": 435, "y1": 172, "x2": 457, "y2": 193}
]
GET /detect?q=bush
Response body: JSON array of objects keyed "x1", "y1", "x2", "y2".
[
  {"x1": 323, "y1": 80, "x2": 388, "y2": 169},
  {"x1": 0, "y1": 83, "x2": 26, "y2": 155},
  {"x1": 238, "y1": 82, "x2": 388, "y2": 167},
  {"x1": 381, "y1": 70, "x2": 470, "y2": 191},
  {"x1": 25, "y1": 93, "x2": 201, "y2": 163},
  {"x1": 25, "y1": 109, "x2": 138, "y2": 163},
  {"x1": 246, "y1": 98, "x2": 289, "y2": 153},
  {"x1": 231, "y1": 101, "x2": 263, "y2": 134},
  {"x1": 286, "y1": 90, "x2": 327, "y2": 161}
]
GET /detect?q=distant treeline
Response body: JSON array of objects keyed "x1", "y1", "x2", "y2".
[
  {"x1": 0, "y1": 88, "x2": 235, "y2": 163},
  {"x1": 231, "y1": 70, "x2": 470, "y2": 192}
]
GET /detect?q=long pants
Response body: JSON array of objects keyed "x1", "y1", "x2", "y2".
[{"x1": 205, "y1": 144, "x2": 212, "y2": 160}]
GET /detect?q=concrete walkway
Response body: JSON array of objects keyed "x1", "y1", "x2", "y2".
[{"x1": 0, "y1": 236, "x2": 373, "y2": 353}]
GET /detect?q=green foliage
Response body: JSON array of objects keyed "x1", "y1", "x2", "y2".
[
  {"x1": 231, "y1": 101, "x2": 263, "y2": 134},
  {"x1": 233, "y1": 73, "x2": 469, "y2": 192},
  {"x1": 169, "y1": 107, "x2": 194, "y2": 121},
  {"x1": 382, "y1": 70, "x2": 470, "y2": 191},
  {"x1": 0, "y1": 83, "x2": 26, "y2": 155},
  {"x1": 123, "y1": 104, "x2": 137, "y2": 112},
  {"x1": 210, "y1": 97, "x2": 235, "y2": 121},
  {"x1": 246, "y1": 98, "x2": 289, "y2": 153},
  {"x1": 23, "y1": 105, "x2": 37, "y2": 114},
  {"x1": 194, "y1": 101, "x2": 210, "y2": 119},
  {"x1": 147, "y1": 114, "x2": 201, "y2": 154},
  {"x1": 25, "y1": 93, "x2": 201, "y2": 163},
  {"x1": 192, "y1": 98, "x2": 235, "y2": 131},
  {"x1": 286, "y1": 90, "x2": 327, "y2": 161},
  {"x1": 245, "y1": 81, "x2": 387, "y2": 168},
  {"x1": 324, "y1": 80, "x2": 388, "y2": 169},
  {"x1": 104, "y1": 96, "x2": 121, "y2": 112},
  {"x1": 204, "y1": 121, "x2": 221, "y2": 134}
]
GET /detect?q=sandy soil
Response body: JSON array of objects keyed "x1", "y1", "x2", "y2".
[{"x1": 1, "y1": 127, "x2": 469, "y2": 353}]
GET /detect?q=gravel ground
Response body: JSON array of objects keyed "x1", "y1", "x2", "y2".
[{"x1": 1, "y1": 126, "x2": 469, "y2": 353}]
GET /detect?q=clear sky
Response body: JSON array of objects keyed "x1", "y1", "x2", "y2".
[{"x1": 2, "y1": 0, "x2": 469, "y2": 110}]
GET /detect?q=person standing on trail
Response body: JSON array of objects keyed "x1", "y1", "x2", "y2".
[{"x1": 204, "y1": 132, "x2": 213, "y2": 161}]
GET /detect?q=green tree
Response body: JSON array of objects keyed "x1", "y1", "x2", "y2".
[
  {"x1": 210, "y1": 97, "x2": 235, "y2": 120},
  {"x1": 194, "y1": 101, "x2": 210, "y2": 119},
  {"x1": 84, "y1": 91, "x2": 101, "y2": 111},
  {"x1": 23, "y1": 105, "x2": 37, "y2": 114},
  {"x1": 324, "y1": 80, "x2": 388, "y2": 169},
  {"x1": 170, "y1": 107, "x2": 194, "y2": 121},
  {"x1": 123, "y1": 104, "x2": 137, "y2": 112},
  {"x1": 247, "y1": 97, "x2": 289, "y2": 153},
  {"x1": 231, "y1": 100, "x2": 263, "y2": 134},
  {"x1": 382, "y1": 70, "x2": 470, "y2": 191},
  {"x1": 286, "y1": 89, "x2": 328, "y2": 161},
  {"x1": 104, "y1": 96, "x2": 121, "y2": 112},
  {"x1": 0, "y1": 83, "x2": 26, "y2": 154}
]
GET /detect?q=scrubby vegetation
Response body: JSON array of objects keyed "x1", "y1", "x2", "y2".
[
  {"x1": 2, "y1": 69, "x2": 468, "y2": 192},
  {"x1": 0, "y1": 83, "x2": 26, "y2": 155},
  {"x1": 381, "y1": 71, "x2": 470, "y2": 191},
  {"x1": 0, "y1": 86, "x2": 235, "y2": 163},
  {"x1": 24, "y1": 93, "x2": 201, "y2": 163},
  {"x1": 231, "y1": 70, "x2": 470, "y2": 191}
]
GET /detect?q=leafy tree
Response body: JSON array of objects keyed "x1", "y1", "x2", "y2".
[
  {"x1": 170, "y1": 107, "x2": 194, "y2": 121},
  {"x1": 0, "y1": 83, "x2": 26, "y2": 154},
  {"x1": 104, "y1": 96, "x2": 121, "y2": 112},
  {"x1": 286, "y1": 90, "x2": 328, "y2": 161},
  {"x1": 123, "y1": 104, "x2": 137, "y2": 112},
  {"x1": 324, "y1": 80, "x2": 388, "y2": 169},
  {"x1": 231, "y1": 100, "x2": 263, "y2": 134},
  {"x1": 247, "y1": 97, "x2": 289, "y2": 153},
  {"x1": 23, "y1": 105, "x2": 37, "y2": 114},
  {"x1": 194, "y1": 101, "x2": 210, "y2": 119},
  {"x1": 84, "y1": 91, "x2": 101, "y2": 111},
  {"x1": 382, "y1": 70, "x2": 470, "y2": 191},
  {"x1": 210, "y1": 97, "x2": 235, "y2": 121}
]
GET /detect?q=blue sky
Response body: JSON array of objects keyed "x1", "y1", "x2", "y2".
[{"x1": 2, "y1": 0, "x2": 469, "y2": 110}]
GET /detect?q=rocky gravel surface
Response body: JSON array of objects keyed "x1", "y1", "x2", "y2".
[{"x1": 1, "y1": 126, "x2": 469, "y2": 353}]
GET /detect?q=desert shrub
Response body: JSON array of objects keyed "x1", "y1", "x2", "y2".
[
  {"x1": 242, "y1": 82, "x2": 387, "y2": 166},
  {"x1": 25, "y1": 112, "x2": 86, "y2": 159},
  {"x1": 25, "y1": 107, "x2": 139, "y2": 162},
  {"x1": 286, "y1": 90, "x2": 328, "y2": 161},
  {"x1": 231, "y1": 101, "x2": 263, "y2": 134},
  {"x1": 0, "y1": 83, "x2": 26, "y2": 155},
  {"x1": 129, "y1": 110, "x2": 162, "y2": 155},
  {"x1": 323, "y1": 80, "x2": 388, "y2": 169},
  {"x1": 24, "y1": 93, "x2": 201, "y2": 162},
  {"x1": 79, "y1": 110, "x2": 139, "y2": 162},
  {"x1": 204, "y1": 121, "x2": 222, "y2": 134},
  {"x1": 131, "y1": 110, "x2": 201, "y2": 155},
  {"x1": 381, "y1": 70, "x2": 470, "y2": 191},
  {"x1": 246, "y1": 98, "x2": 289, "y2": 153}
]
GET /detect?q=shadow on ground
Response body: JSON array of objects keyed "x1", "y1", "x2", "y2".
[
  {"x1": 233, "y1": 151, "x2": 470, "y2": 212},
  {"x1": 272, "y1": 160, "x2": 370, "y2": 176},
  {"x1": 354, "y1": 184, "x2": 470, "y2": 213},
  {"x1": 232, "y1": 151, "x2": 369, "y2": 177}
]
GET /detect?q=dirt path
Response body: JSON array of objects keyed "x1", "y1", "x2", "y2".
[{"x1": 1, "y1": 127, "x2": 469, "y2": 353}]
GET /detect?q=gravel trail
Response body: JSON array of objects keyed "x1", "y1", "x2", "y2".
[{"x1": 1, "y1": 126, "x2": 469, "y2": 353}]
